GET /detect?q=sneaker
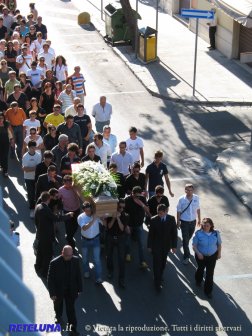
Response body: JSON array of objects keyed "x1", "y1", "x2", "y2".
[
  {"x1": 96, "y1": 278, "x2": 103, "y2": 284},
  {"x1": 84, "y1": 272, "x2": 90, "y2": 279},
  {"x1": 140, "y1": 261, "x2": 148, "y2": 269},
  {"x1": 29, "y1": 209, "x2": 35, "y2": 219},
  {"x1": 125, "y1": 254, "x2": 131, "y2": 262},
  {"x1": 182, "y1": 258, "x2": 190, "y2": 265}
]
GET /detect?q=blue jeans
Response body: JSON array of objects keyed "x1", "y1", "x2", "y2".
[
  {"x1": 125, "y1": 225, "x2": 145, "y2": 263},
  {"x1": 81, "y1": 235, "x2": 102, "y2": 280},
  {"x1": 95, "y1": 120, "x2": 110, "y2": 133},
  {"x1": 11, "y1": 125, "x2": 23, "y2": 160},
  {"x1": 180, "y1": 220, "x2": 196, "y2": 259}
]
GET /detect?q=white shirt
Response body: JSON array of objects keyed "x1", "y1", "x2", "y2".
[
  {"x1": 176, "y1": 194, "x2": 200, "y2": 221},
  {"x1": 58, "y1": 90, "x2": 77, "y2": 114},
  {"x1": 54, "y1": 64, "x2": 68, "y2": 82},
  {"x1": 31, "y1": 39, "x2": 46, "y2": 54},
  {"x1": 22, "y1": 151, "x2": 41, "y2": 180},
  {"x1": 92, "y1": 141, "x2": 111, "y2": 167},
  {"x1": 110, "y1": 151, "x2": 133, "y2": 175},
  {"x1": 77, "y1": 212, "x2": 100, "y2": 238},
  {"x1": 126, "y1": 136, "x2": 144, "y2": 163},
  {"x1": 92, "y1": 102, "x2": 112, "y2": 122},
  {"x1": 103, "y1": 134, "x2": 117, "y2": 156},
  {"x1": 38, "y1": 51, "x2": 54, "y2": 69},
  {"x1": 23, "y1": 119, "x2": 41, "y2": 137},
  {"x1": 16, "y1": 54, "x2": 33, "y2": 75},
  {"x1": 24, "y1": 135, "x2": 43, "y2": 155},
  {"x1": 27, "y1": 68, "x2": 43, "y2": 87}
]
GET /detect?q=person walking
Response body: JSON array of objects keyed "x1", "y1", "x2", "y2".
[
  {"x1": 47, "y1": 245, "x2": 82, "y2": 336},
  {"x1": 92, "y1": 96, "x2": 112, "y2": 133},
  {"x1": 177, "y1": 183, "x2": 201, "y2": 265},
  {"x1": 126, "y1": 126, "x2": 144, "y2": 168},
  {"x1": 0, "y1": 111, "x2": 13, "y2": 177},
  {"x1": 207, "y1": 7, "x2": 217, "y2": 50},
  {"x1": 193, "y1": 217, "x2": 222, "y2": 299},
  {"x1": 77, "y1": 202, "x2": 103, "y2": 284},
  {"x1": 148, "y1": 204, "x2": 177, "y2": 292}
]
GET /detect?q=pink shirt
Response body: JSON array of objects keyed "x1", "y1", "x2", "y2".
[{"x1": 58, "y1": 186, "x2": 80, "y2": 211}]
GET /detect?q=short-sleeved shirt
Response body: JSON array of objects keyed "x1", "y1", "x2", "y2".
[
  {"x1": 126, "y1": 137, "x2": 144, "y2": 163},
  {"x1": 16, "y1": 54, "x2": 33, "y2": 75},
  {"x1": 146, "y1": 161, "x2": 168, "y2": 192},
  {"x1": 77, "y1": 212, "x2": 100, "y2": 238},
  {"x1": 0, "y1": 25, "x2": 7, "y2": 39},
  {"x1": 103, "y1": 134, "x2": 117, "y2": 155},
  {"x1": 22, "y1": 151, "x2": 41, "y2": 180},
  {"x1": 4, "y1": 79, "x2": 20, "y2": 97},
  {"x1": 176, "y1": 194, "x2": 200, "y2": 221},
  {"x1": 72, "y1": 74, "x2": 85, "y2": 95},
  {"x1": 5, "y1": 107, "x2": 26, "y2": 126},
  {"x1": 27, "y1": 68, "x2": 42, "y2": 87},
  {"x1": 110, "y1": 151, "x2": 133, "y2": 176},
  {"x1": 60, "y1": 154, "x2": 81, "y2": 175},
  {"x1": 24, "y1": 135, "x2": 43, "y2": 155},
  {"x1": 23, "y1": 118, "x2": 41, "y2": 136},
  {"x1": 58, "y1": 186, "x2": 80, "y2": 212},
  {"x1": 44, "y1": 113, "x2": 64, "y2": 127},
  {"x1": 193, "y1": 229, "x2": 222, "y2": 256},
  {"x1": 73, "y1": 114, "x2": 91, "y2": 138},
  {"x1": 125, "y1": 195, "x2": 147, "y2": 227}
]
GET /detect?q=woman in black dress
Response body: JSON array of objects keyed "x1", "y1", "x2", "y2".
[
  {"x1": 39, "y1": 82, "x2": 55, "y2": 115},
  {"x1": 43, "y1": 125, "x2": 59, "y2": 150},
  {"x1": 19, "y1": 72, "x2": 32, "y2": 100},
  {"x1": 0, "y1": 112, "x2": 13, "y2": 177},
  {"x1": 4, "y1": 41, "x2": 17, "y2": 72}
]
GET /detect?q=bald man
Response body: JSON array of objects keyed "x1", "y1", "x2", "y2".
[{"x1": 48, "y1": 245, "x2": 82, "y2": 335}]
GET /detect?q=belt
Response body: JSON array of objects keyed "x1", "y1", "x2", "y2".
[
  {"x1": 81, "y1": 233, "x2": 100, "y2": 241},
  {"x1": 181, "y1": 220, "x2": 196, "y2": 224}
]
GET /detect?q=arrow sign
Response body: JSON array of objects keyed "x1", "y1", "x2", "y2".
[{"x1": 181, "y1": 9, "x2": 214, "y2": 19}]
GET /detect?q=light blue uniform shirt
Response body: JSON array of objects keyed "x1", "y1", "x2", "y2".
[{"x1": 193, "y1": 229, "x2": 222, "y2": 256}]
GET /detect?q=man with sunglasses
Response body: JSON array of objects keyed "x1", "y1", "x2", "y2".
[{"x1": 106, "y1": 199, "x2": 129, "y2": 288}]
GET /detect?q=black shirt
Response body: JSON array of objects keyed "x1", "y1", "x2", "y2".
[
  {"x1": 5, "y1": 48, "x2": 17, "y2": 70},
  {"x1": 35, "y1": 161, "x2": 57, "y2": 182},
  {"x1": 0, "y1": 25, "x2": 7, "y2": 39},
  {"x1": 107, "y1": 212, "x2": 129, "y2": 237},
  {"x1": 43, "y1": 133, "x2": 59, "y2": 151},
  {"x1": 125, "y1": 195, "x2": 147, "y2": 227},
  {"x1": 82, "y1": 154, "x2": 101, "y2": 163},
  {"x1": 63, "y1": 260, "x2": 71, "y2": 290},
  {"x1": 60, "y1": 154, "x2": 81, "y2": 175},
  {"x1": 147, "y1": 195, "x2": 169, "y2": 216},
  {"x1": 124, "y1": 173, "x2": 146, "y2": 194},
  {"x1": 35, "y1": 23, "x2": 47, "y2": 39},
  {"x1": 7, "y1": 92, "x2": 28, "y2": 111},
  {"x1": 146, "y1": 161, "x2": 168, "y2": 192},
  {"x1": 73, "y1": 114, "x2": 91, "y2": 138}
]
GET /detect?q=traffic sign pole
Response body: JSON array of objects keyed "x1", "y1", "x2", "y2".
[{"x1": 193, "y1": 18, "x2": 199, "y2": 96}]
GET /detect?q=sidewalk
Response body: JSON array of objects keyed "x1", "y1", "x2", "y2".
[{"x1": 71, "y1": 0, "x2": 252, "y2": 106}]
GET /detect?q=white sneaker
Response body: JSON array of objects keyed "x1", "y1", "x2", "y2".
[
  {"x1": 30, "y1": 209, "x2": 35, "y2": 219},
  {"x1": 182, "y1": 258, "x2": 190, "y2": 265}
]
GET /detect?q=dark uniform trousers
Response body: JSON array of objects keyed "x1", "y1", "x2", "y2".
[
  {"x1": 54, "y1": 290, "x2": 77, "y2": 330},
  {"x1": 195, "y1": 251, "x2": 218, "y2": 294}
]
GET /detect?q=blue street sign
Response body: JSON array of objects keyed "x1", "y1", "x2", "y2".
[{"x1": 181, "y1": 9, "x2": 214, "y2": 19}]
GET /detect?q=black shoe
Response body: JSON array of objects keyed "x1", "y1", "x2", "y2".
[
  {"x1": 195, "y1": 281, "x2": 201, "y2": 287},
  {"x1": 155, "y1": 283, "x2": 163, "y2": 292},
  {"x1": 55, "y1": 317, "x2": 64, "y2": 326}
]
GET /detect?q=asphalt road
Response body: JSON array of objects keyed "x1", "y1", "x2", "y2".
[{"x1": 2, "y1": 1, "x2": 252, "y2": 335}]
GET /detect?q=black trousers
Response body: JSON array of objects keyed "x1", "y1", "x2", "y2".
[
  {"x1": 54, "y1": 291, "x2": 77, "y2": 331},
  {"x1": 209, "y1": 26, "x2": 217, "y2": 48},
  {"x1": 153, "y1": 249, "x2": 168, "y2": 287},
  {"x1": 25, "y1": 179, "x2": 36, "y2": 209},
  {"x1": 64, "y1": 209, "x2": 80, "y2": 249},
  {"x1": 0, "y1": 141, "x2": 9, "y2": 173},
  {"x1": 35, "y1": 240, "x2": 53, "y2": 277},
  {"x1": 195, "y1": 251, "x2": 217, "y2": 294},
  {"x1": 106, "y1": 234, "x2": 125, "y2": 280}
]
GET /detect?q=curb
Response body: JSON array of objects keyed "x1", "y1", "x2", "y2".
[{"x1": 217, "y1": 144, "x2": 252, "y2": 214}]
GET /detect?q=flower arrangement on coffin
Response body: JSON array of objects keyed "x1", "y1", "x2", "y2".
[{"x1": 72, "y1": 161, "x2": 118, "y2": 216}]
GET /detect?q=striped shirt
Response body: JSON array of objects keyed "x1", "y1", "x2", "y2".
[{"x1": 72, "y1": 74, "x2": 85, "y2": 95}]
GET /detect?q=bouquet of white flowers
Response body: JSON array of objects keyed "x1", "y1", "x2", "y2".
[{"x1": 72, "y1": 161, "x2": 118, "y2": 199}]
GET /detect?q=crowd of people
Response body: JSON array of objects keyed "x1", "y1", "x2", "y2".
[{"x1": 0, "y1": 2, "x2": 222, "y2": 335}]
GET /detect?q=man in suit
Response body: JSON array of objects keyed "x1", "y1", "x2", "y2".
[
  {"x1": 35, "y1": 165, "x2": 62, "y2": 201},
  {"x1": 34, "y1": 191, "x2": 73, "y2": 278},
  {"x1": 48, "y1": 245, "x2": 82, "y2": 336},
  {"x1": 148, "y1": 204, "x2": 177, "y2": 292}
]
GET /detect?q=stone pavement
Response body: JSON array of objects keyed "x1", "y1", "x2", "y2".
[
  {"x1": 69, "y1": 0, "x2": 252, "y2": 211},
  {"x1": 70, "y1": 0, "x2": 252, "y2": 106}
]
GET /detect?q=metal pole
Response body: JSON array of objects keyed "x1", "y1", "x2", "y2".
[
  {"x1": 156, "y1": 0, "x2": 159, "y2": 32},
  {"x1": 193, "y1": 18, "x2": 199, "y2": 96},
  {"x1": 135, "y1": 0, "x2": 139, "y2": 58},
  {"x1": 101, "y1": 0, "x2": 103, "y2": 21}
]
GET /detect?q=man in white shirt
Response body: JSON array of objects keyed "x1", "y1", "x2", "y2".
[
  {"x1": 77, "y1": 202, "x2": 103, "y2": 284},
  {"x1": 16, "y1": 46, "x2": 33, "y2": 75},
  {"x1": 27, "y1": 61, "x2": 43, "y2": 89},
  {"x1": 65, "y1": 97, "x2": 81, "y2": 118},
  {"x1": 92, "y1": 96, "x2": 112, "y2": 133},
  {"x1": 110, "y1": 141, "x2": 133, "y2": 176},
  {"x1": 176, "y1": 183, "x2": 201, "y2": 265},
  {"x1": 90, "y1": 132, "x2": 111, "y2": 167},
  {"x1": 126, "y1": 126, "x2": 144, "y2": 167},
  {"x1": 38, "y1": 43, "x2": 55, "y2": 70},
  {"x1": 22, "y1": 140, "x2": 41, "y2": 218}
]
